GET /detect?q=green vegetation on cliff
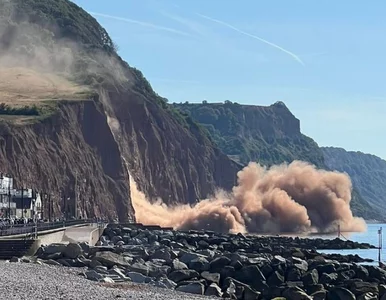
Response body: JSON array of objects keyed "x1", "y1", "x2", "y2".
[
  {"x1": 322, "y1": 147, "x2": 386, "y2": 216},
  {"x1": 0, "y1": 0, "x2": 194, "y2": 129},
  {"x1": 173, "y1": 101, "x2": 325, "y2": 168}
]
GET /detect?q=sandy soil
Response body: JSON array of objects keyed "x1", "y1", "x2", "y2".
[{"x1": 0, "y1": 67, "x2": 90, "y2": 106}]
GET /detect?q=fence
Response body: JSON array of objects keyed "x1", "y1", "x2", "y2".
[{"x1": 0, "y1": 219, "x2": 95, "y2": 238}]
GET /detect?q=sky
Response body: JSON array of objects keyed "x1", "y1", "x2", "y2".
[{"x1": 73, "y1": 0, "x2": 386, "y2": 159}]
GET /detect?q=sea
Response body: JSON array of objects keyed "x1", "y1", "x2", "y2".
[{"x1": 312, "y1": 223, "x2": 385, "y2": 264}]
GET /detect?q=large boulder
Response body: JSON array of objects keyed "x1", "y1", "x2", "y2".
[
  {"x1": 349, "y1": 281, "x2": 379, "y2": 296},
  {"x1": 150, "y1": 249, "x2": 172, "y2": 262},
  {"x1": 41, "y1": 244, "x2": 67, "y2": 256},
  {"x1": 171, "y1": 259, "x2": 188, "y2": 271},
  {"x1": 282, "y1": 286, "x2": 312, "y2": 300},
  {"x1": 189, "y1": 257, "x2": 210, "y2": 272},
  {"x1": 205, "y1": 283, "x2": 222, "y2": 297},
  {"x1": 168, "y1": 269, "x2": 199, "y2": 283},
  {"x1": 267, "y1": 271, "x2": 285, "y2": 287},
  {"x1": 84, "y1": 270, "x2": 104, "y2": 281},
  {"x1": 328, "y1": 287, "x2": 356, "y2": 300},
  {"x1": 176, "y1": 282, "x2": 205, "y2": 295},
  {"x1": 209, "y1": 256, "x2": 231, "y2": 272},
  {"x1": 234, "y1": 265, "x2": 267, "y2": 290},
  {"x1": 64, "y1": 243, "x2": 83, "y2": 259},
  {"x1": 127, "y1": 272, "x2": 151, "y2": 283},
  {"x1": 201, "y1": 271, "x2": 220, "y2": 285},
  {"x1": 180, "y1": 252, "x2": 206, "y2": 265},
  {"x1": 93, "y1": 251, "x2": 130, "y2": 268},
  {"x1": 302, "y1": 269, "x2": 319, "y2": 285}
]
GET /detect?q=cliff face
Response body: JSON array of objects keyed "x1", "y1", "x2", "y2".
[
  {"x1": 100, "y1": 89, "x2": 240, "y2": 206},
  {"x1": 322, "y1": 147, "x2": 386, "y2": 215},
  {"x1": 0, "y1": 0, "x2": 241, "y2": 219},
  {"x1": 0, "y1": 100, "x2": 134, "y2": 221},
  {"x1": 173, "y1": 101, "x2": 325, "y2": 168}
]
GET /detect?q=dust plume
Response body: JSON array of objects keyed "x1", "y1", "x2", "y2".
[
  {"x1": 0, "y1": 0, "x2": 131, "y2": 93},
  {"x1": 131, "y1": 161, "x2": 366, "y2": 234}
]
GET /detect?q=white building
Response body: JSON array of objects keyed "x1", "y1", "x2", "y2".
[{"x1": 0, "y1": 174, "x2": 16, "y2": 218}]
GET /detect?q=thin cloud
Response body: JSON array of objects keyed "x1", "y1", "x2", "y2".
[
  {"x1": 160, "y1": 10, "x2": 208, "y2": 38},
  {"x1": 89, "y1": 12, "x2": 191, "y2": 37},
  {"x1": 196, "y1": 13, "x2": 305, "y2": 66}
]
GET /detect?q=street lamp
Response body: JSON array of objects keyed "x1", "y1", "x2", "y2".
[
  {"x1": 8, "y1": 176, "x2": 11, "y2": 219},
  {"x1": 0, "y1": 173, "x2": 3, "y2": 214}
]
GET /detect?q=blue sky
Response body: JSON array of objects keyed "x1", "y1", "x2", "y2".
[{"x1": 73, "y1": 0, "x2": 386, "y2": 159}]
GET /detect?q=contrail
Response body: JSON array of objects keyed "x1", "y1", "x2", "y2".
[
  {"x1": 89, "y1": 12, "x2": 191, "y2": 37},
  {"x1": 196, "y1": 13, "x2": 304, "y2": 66}
]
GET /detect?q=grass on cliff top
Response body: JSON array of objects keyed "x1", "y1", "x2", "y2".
[{"x1": 0, "y1": 67, "x2": 95, "y2": 123}]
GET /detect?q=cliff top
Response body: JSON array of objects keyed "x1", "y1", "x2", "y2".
[{"x1": 0, "y1": 67, "x2": 91, "y2": 105}]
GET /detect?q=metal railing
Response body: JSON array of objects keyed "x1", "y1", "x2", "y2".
[{"x1": 0, "y1": 219, "x2": 95, "y2": 238}]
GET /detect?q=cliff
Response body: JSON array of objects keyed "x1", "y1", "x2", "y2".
[
  {"x1": 174, "y1": 101, "x2": 384, "y2": 221},
  {"x1": 0, "y1": 100, "x2": 134, "y2": 221},
  {"x1": 0, "y1": 0, "x2": 240, "y2": 221},
  {"x1": 173, "y1": 101, "x2": 325, "y2": 167},
  {"x1": 322, "y1": 146, "x2": 386, "y2": 215}
]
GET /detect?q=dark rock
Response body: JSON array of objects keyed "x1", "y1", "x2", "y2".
[
  {"x1": 220, "y1": 265, "x2": 235, "y2": 284},
  {"x1": 234, "y1": 265, "x2": 267, "y2": 290},
  {"x1": 168, "y1": 269, "x2": 199, "y2": 283},
  {"x1": 262, "y1": 286, "x2": 284, "y2": 299},
  {"x1": 45, "y1": 259, "x2": 61, "y2": 266},
  {"x1": 42, "y1": 244, "x2": 67, "y2": 256},
  {"x1": 126, "y1": 262, "x2": 149, "y2": 276},
  {"x1": 302, "y1": 269, "x2": 319, "y2": 285},
  {"x1": 317, "y1": 263, "x2": 336, "y2": 274},
  {"x1": 354, "y1": 265, "x2": 370, "y2": 281},
  {"x1": 368, "y1": 266, "x2": 386, "y2": 282},
  {"x1": 222, "y1": 278, "x2": 247, "y2": 300},
  {"x1": 200, "y1": 271, "x2": 220, "y2": 285},
  {"x1": 293, "y1": 257, "x2": 308, "y2": 273},
  {"x1": 94, "y1": 252, "x2": 130, "y2": 268},
  {"x1": 286, "y1": 281, "x2": 304, "y2": 288},
  {"x1": 244, "y1": 285, "x2": 261, "y2": 300},
  {"x1": 150, "y1": 249, "x2": 171, "y2": 262},
  {"x1": 127, "y1": 272, "x2": 151, "y2": 283},
  {"x1": 305, "y1": 284, "x2": 325, "y2": 295},
  {"x1": 338, "y1": 269, "x2": 356, "y2": 281},
  {"x1": 171, "y1": 259, "x2": 188, "y2": 270},
  {"x1": 175, "y1": 282, "x2": 204, "y2": 295},
  {"x1": 152, "y1": 277, "x2": 177, "y2": 289},
  {"x1": 320, "y1": 272, "x2": 338, "y2": 284},
  {"x1": 357, "y1": 292, "x2": 378, "y2": 300},
  {"x1": 283, "y1": 286, "x2": 312, "y2": 300},
  {"x1": 10, "y1": 257, "x2": 21, "y2": 263},
  {"x1": 380, "y1": 284, "x2": 386, "y2": 298},
  {"x1": 267, "y1": 271, "x2": 284, "y2": 286},
  {"x1": 272, "y1": 255, "x2": 287, "y2": 265},
  {"x1": 261, "y1": 263, "x2": 274, "y2": 278},
  {"x1": 230, "y1": 260, "x2": 243, "y2": 270},
  {"x1": 209, "y1": 256, "x2": 231, "y2": 272},
  {"x1": 189, "y1": 257, "x2": 209, "y2": 272},
  {"x1": 349, "y1": 281, "x2": 378, "y2": 295},
  {"x1": 204, "y1": 283, "x2": 223, "y2": 297},
  {"x1": 311, "y1": 290, "x2": 327, "y2": 300},
  {"x1": 287, "y1": 267, "x2": 302, "y2": 281},
  {"x1": 84, "y1": 270, "x2": 104, "y2": 281},
  {"x1": 179, "y1": 252, "x2": 205, "y2": 264},
  {"x1": 328, "y1": 287, "x2": 356, "y2": 300}
]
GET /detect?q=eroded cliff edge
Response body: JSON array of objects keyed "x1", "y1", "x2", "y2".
[{"x1": 0, "y1": 100, "x2": 134, "y2": 221}]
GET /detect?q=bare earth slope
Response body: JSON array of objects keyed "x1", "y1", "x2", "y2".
[{"x1": 0, "y1": 99, "x2": 134, "y2": 221}]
